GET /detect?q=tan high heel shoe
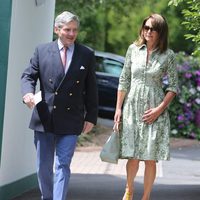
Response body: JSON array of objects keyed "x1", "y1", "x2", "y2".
[{"x1": 122, "y1": 191, "x2": 133, "y2": 200}]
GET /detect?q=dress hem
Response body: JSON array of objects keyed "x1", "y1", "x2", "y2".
[{"x1": 119, "y1": 156, "x2": 170, "y2": 161}]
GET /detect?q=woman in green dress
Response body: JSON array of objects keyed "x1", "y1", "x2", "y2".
[{"x1": 114, "y1": 14, "x2": 178, "y2": 200}]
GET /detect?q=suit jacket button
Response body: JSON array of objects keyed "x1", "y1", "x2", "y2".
[
  {"x1": 76, "y1": 80, "x2": 80, "y2": 84},
  {"x1": 69, "y1": 93, "x2": 73, "y2": 96},
  {"x1": 55, "y1": 92, "x2": 58, "y2": 95},
  {"x1": 49, "y1": 78, "x2": 53, "y2": 83},
  {"x1": 53, "y1": 105, "x2": 56, "y2": 109},
  {"x1": 67, "y1": 107, "x2": 70, "y2": 110}
]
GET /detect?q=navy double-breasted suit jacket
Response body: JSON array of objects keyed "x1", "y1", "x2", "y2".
[{"x1": 21, "y1": 40, "x2": 98, "y2": 135}]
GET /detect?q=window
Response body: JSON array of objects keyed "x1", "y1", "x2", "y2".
[{"x1": 96, "y1": 57, "x2": 123, "y2": 77}]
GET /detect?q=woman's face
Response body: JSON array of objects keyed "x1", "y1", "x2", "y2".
[{"x1": 143, "y1": 18, "x2": 159, "y2": 46}]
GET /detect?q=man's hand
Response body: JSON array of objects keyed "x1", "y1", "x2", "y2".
[
  {"x1": 23, "y1": 93, "x2": 35, "y2": 109},
  {"x1": 82, "y1": 121, "x2": 94, "y2": 134}
]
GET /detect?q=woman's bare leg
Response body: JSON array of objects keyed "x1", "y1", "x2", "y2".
[
  {"x1": 122, "y1": 159, "x2": 139, "y2": 200},
  {"x1": 141, "y1": 160, "x2": 156, "y2": 200}
]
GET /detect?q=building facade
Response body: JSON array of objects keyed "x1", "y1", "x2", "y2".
[{"x1": 0, "y1": 0, "x2": 55, "y2": 199}]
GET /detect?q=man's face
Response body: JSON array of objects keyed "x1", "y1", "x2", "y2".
[{"x1": 54, "y1": 20, "x2": 78, "y2": 47}]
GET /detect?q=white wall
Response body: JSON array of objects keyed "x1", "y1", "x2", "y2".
[{"x1": 0, "y1": 0, "x2": 55, "y2": 186}]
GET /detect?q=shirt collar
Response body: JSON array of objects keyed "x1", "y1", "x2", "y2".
[
  {"x1": 138, "y1": 44, "x2": 146, "y2": 50},
  {"x1": 57, "y1": 39, "x2": 74, "y2": 52},
  {"x1": 138, "y1": 44, "x2": 158, "y2": 53}
]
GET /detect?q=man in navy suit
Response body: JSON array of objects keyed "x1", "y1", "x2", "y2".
[{"x1": 21, "y1": 11, "x2": 98, "y2": 200}]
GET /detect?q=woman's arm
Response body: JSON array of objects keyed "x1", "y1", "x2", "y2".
[
  {"x1": 114, "y1": 90, "x2": 126, "y2": 123},
  {"x1": 142, "y1": 91, "x2": 176, "y2": 124}
]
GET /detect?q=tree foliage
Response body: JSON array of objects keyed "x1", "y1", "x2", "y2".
[
  {"x1": 105, "y1": 0, "x2": 193, "y2": 55},
  {"x1": 55, "y1": 0, "x2": 194, "y2": 55},
  {"x1": 169, "y1": 0, "x2": 200, "y2": 56}
]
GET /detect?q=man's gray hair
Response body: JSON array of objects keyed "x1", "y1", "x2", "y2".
[{"x1": 54, "y1": 11, "x2": 80, "y2": 28}]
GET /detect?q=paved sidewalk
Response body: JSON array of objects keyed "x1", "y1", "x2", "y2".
[
  {"x1": 12, "y1": 139, "x2": 200, "y2": 200},
  {"x1": 70, "y1": 135, "x2": 199, "y2": 178},
  {"x1": 71, "y1": 147, "x2": 163, "y2": 177}
]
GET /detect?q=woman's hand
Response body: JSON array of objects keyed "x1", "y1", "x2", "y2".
[
  {"x1": 114, "y1": 90, "x2": 126, "y2": 132},
  {"x1": 114, "y1": 109, "x2": 122, "y2": 132},
  {"x1": 142, "y1": 92, "x2": 176, "y2": 124},
  {"x1": 114, "y1": 109, "x2": 122, "y2": 124},
  {"x1": 142, "y1": 107, "x2": 163, "y2": 124}
]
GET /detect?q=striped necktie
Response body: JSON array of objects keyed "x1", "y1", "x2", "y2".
[{"x1": 61, "y1": 46, "x2": 67, "y2": 70}]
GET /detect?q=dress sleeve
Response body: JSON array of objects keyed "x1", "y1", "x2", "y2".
[
  {"x1": 165, "y1": 50, "x2": 178, "y2": 94},
  {"x1": 118, "y1": 45, "x2": 132, "y2": 92}
]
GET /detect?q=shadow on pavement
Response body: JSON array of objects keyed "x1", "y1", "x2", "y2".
[
  {"x1": 12, "y1": 173, "x2": 200, "y2": 200},
  {"x1": 151, "y1": 183, "x2": 200, "y2": 200}
]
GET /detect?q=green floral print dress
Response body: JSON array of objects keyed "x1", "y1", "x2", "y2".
[{"x1": 118, "y1": 44, "x2": 178, "y2": 161}]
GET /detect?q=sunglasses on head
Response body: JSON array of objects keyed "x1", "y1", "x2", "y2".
[{"x1": 143, "y1": 25, "x2": 157, "y2": 32}]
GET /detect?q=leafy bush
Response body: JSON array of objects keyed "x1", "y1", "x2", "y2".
[
  {"x1": 169, "y1": 0, "x2": 200, "y2": 56},
  {"x1": 168, "y1": 52, "x2": 200, "y2": 140}
]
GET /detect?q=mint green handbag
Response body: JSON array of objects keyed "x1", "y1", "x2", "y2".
[{"x1": 100, "y1": 130, "x2": 120, "y2": 164}]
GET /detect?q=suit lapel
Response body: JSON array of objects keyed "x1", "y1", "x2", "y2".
[
  {"x1": 49, "y1": 41, "x2": 65, "y2": 89},
  {"x1": 55, "y1": 43, "x2": 81, "y2": 90},
  {"x1": 65, "y1": 43, "x2": 80, "y2": 77},
  {"x1": 50, "y1": 40, "x2": 65, "y2": 73}
]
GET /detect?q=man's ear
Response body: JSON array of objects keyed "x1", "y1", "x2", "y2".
[{"x1": 54, "y1": 26, "x2": 59, "y2": 34}]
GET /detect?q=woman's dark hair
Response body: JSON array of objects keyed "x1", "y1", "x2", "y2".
[{"x1": 135, "y1": 14, "x2": 168, "y2": 53}]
